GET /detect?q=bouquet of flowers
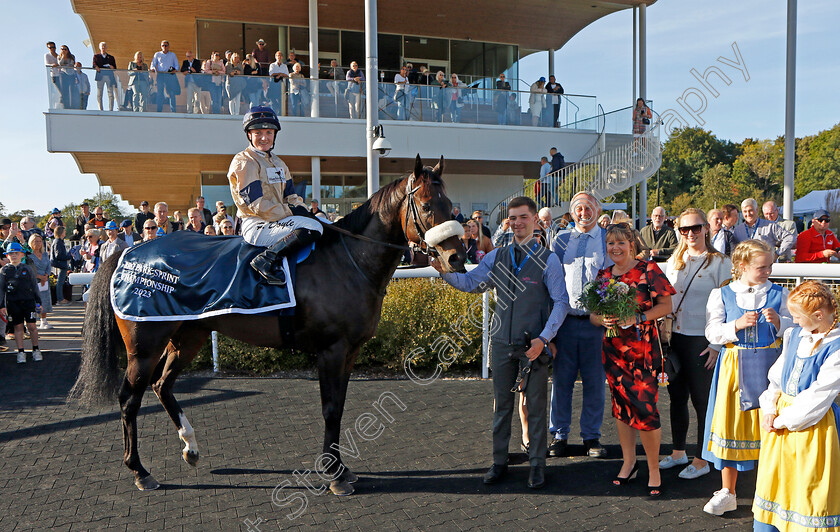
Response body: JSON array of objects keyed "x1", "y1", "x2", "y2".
[{"x1": 577, "y1": 277, "x2": 638, "y2": 338}]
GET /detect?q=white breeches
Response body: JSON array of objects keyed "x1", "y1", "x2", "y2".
[{"x1": 240, "y1": 216, "x2": 323, "y2": 247}]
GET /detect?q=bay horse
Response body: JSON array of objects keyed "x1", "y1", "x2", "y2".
[{"x1": 71, "y1": 155, "x2": 466, "y2": 495}]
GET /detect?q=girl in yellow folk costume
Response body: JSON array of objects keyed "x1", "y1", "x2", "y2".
[
  {"x1": 753, "y1": 280, "x2": 840, "y2": 531},
  {"x1": 702, "y1": 240, "x2": 793, "y2": 516}
]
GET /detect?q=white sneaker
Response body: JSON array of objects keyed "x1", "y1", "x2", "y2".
[
  {"x1": 703, "y1": 488, "x2": 737, "y2": 515},
  {"x1": 32, "y1": 349, "x2": 43, "y2": 362},
  {"x1": 42, "y1": 321, "x2": 53, "y2": 330},
  {"x1": 17, "y1": 352, "x2": 26, "y2": 364},
  {"x1": 659, "y1": 455, "x2": 689, "y2": 469},
  {"x1": 679, "y1": 463, "x2": 710, "y2": 479}
]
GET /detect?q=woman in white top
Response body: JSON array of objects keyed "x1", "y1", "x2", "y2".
[
  {"x1": 528, "y1": 77, "x2": 547, "y2": 126},
  {"x1": 288, "y1": 62, "x2": 306, "y2": 117},
  {"x1": 661, "y1": 208, "x2": 732, "y2": 480}
]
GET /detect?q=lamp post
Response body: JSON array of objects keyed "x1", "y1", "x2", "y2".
[{"x1": 365, "y1": 0, "x2": 379, "y2": 198}]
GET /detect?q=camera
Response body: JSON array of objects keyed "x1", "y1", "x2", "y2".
[{"x1": 372, "y1": 136, "x2": 392, "y2": 157}]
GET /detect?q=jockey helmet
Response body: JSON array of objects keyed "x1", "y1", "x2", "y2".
[{"x1": 243, "y1": 106, "x2": 281, "y2": 132}]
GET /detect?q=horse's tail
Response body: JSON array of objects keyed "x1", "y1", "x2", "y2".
[{"x1": 69, "y1": 251, "x2": 124, "y2": 406}]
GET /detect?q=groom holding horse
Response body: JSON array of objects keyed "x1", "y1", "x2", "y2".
[{"x1": 432, "y1": 196, "x2": 569, "y2": 489}]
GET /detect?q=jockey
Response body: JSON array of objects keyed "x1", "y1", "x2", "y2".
[{"x1": 229, "y1": 106, "x2": 323, "y2": 285}]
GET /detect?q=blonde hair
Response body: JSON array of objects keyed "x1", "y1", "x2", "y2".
[
  {"x1": 730, "y1": 239, "x2": 774, "y2": 280},
  {"x1": 27, "y1": 233, "x2": 43, "y2": 248},
  {"x1": 671, "y1": 208, "x2": 724, "y2": 271},
  {"x1": 788, "y1": 280, "x2": 839, "y2": 355},
  {"x1": 466, "y1": 219, "x2": 485, "y2": 249},
  {"x1": 610, "y1": 210, "x2": 630, "y2": 224}
]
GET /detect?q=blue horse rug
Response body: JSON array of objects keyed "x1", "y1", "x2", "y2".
[{"x1": 111, "y1": 231, "x2": 298, "y2": 322}]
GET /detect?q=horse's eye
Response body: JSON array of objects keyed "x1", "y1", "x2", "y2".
[{"x1": 421, "y1": 203, "x2": 432, "y2": 213}]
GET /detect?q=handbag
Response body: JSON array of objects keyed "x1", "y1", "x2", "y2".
[
  {"x1": 659, "y1": 259, "x2": 703, "y2": 344},
  {"x1": 642, "y1": 117, "x2": 651, "y2": 125},
  {"x1": 737, "y1": 341, "x2": 781, "y2": 411}
]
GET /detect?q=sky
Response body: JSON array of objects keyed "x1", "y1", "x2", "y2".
[{"x1": 1, "y1": 0, "x2": 838, "y2": 215}]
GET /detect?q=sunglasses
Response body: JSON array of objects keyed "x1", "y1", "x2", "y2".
[
  {"x1": 817, "y1": 217, "x2": 831, "y2": 223},
  {"x1": 144, "y1": 226, "x2": 157, "y2": 230},
  {"x1": 678, "y1": 224, "x2": 704, "y2": 235}
]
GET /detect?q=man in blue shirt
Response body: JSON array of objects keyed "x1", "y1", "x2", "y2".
[
  {"x1": 151, "y1": 40, "x2": 180, "y2": 112},
  {"x1": 432, "y1": 196, "x2": 569, "y2": 489}
]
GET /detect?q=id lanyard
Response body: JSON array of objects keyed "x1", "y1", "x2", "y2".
[{"x1": 510, "y1": 241, "x2": 538, "y2": 275}]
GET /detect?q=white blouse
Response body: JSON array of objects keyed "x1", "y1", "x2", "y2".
[
  {"x1": 664, "y1": 252, "x2": 732, "y2": 343},
  {"x1": 759, "y1": 327, "x2": 840, "y2": 431},
  {"x1": 705, "y1": 280, "x2": 793, "y2": 346}
]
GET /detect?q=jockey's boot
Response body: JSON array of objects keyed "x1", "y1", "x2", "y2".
[{"x1": 251, "y1": 229, "x2": 320, "y2": 286}]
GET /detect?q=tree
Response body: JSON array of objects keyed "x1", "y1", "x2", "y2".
[
  {"x1": 730, "y1": 138, "x2": 784, "y2": 203},
  {"x1": 655, "y1": 127, "x2": 737, "y2": 211},
  {"x1": 795, "y1": 124, "x2": 840, "y2": 197},
  {"x1": 0, "y1": 202, "x2": 6, "y2": 217},
  {"x1": 697, "y1": 163, "x2": 736, "y2": 211},
  {"x1": 81, "y1": 192, "x2": 130, "y2": 222},
  {"x1": 8, "y1": 209, "x2": 37, "y2": 223}
]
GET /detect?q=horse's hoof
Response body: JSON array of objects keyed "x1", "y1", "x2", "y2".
[
  {"x1": 135, "y1": 474, "x2": 160, "y2": 491},
  {"x1": 183, "y1": 450, "x2": 199, "y2": 467},
  {"x1": 329, "y1": 479, "x2": 355, "y2": 496},
  {"x1": 343, "y1": 469, "x2": 358, "y2": 484}
]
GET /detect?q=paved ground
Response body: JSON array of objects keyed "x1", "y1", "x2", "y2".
[{"x1": 0, "y1": 306, "x2": 756, "y2": 531}]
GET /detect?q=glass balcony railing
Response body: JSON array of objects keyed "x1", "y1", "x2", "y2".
[{"x1": 47, "y1": 67, "x2": 597, "y2": 129}]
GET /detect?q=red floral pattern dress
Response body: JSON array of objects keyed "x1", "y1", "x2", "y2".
[{"x1": 599, "y1": 260, "x2": 676, "y2": 431}]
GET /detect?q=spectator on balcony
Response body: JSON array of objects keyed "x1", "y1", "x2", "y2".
[
  {"x1": 762, "y1": 200, "x2": 798, "y2": 240},
  {"x1": 99, "y1": 221, "x2": 128, "y2": 263},
  {"x1": 134, "y1": 201, "x2": 154, "y2": 236},
  {"x1": 394, "y1": 65, "x2": 410, "y2": 120},
  {"x1": 322, "y1": 59, "x2": 345, "y2": 101},
  {"x1": 117, "y1": 220, "x2": 140, "y2": 247},
  {"x1": 633, "y1": 97, "x2": 652, "y2": 135},
  {"x1": 795, "y1": 209, "x2": 839, "y2": 263},
  {"x1": 51, "y1": 226, "x2": 72, "y2": 305},
  {"x1": 202, "y1": 51, "x2": 226, "y2": 114},
  {"x1": 153, "y1": 202, "x2": 178, "y2": 234},
  {"x1": 74, "y1": 62, "x2": 91, "y2": 110},
  {"x1": 127, "y1": 51, "x2": 150, "y2": 112},
  {"x1": 268, "y1": 52, "x2": 290, "y2": 114},
  {"x1": 288, "y1": 62, "x2": 307, "y2": 117},
  {"x1": 732, "y1": 198, "x2": 795, "y2": 260},
  {"x1": 72, "y1": 202, "x2": 92, "y2": 241},
  {"x1": 181, "y1": 50, "x2": 203, "y2": 114},
  {"x1": 546, "y1": 75, "x2": 564, "y2": 128},
  {"x1": 57, "y1": 45, "x2": 77, "y2": 110},
  {"x1": 431, "y1": 71, "x2": 448, "y2": 122},
  {"x1": 90, "y1": 206, "x2": 109, "y2": 229},
  {"x1": 92, "y1": 42, "x2": 117, "y2": 111},
  {"x1": 494, "y1": 73, "x2": 511, "y2": 125},
  {"x1": 195, "y1": 196, "x2": 213, "y2": 226},
  {"x1": 225, "y1": 53, "x2": 247, "y2": 115},
  {"x1": 639, "y1": 206, "x2": 678, "y2": 261},
  {"x1": 286, "y1": 50, "x2": 305, "y2": 71},
  {"x1": 203, "y1": 225, "x2": 217, "y2": 236},
  {"x1": 252, "y1": 39, "x2": 271, "y2": 75},
  {"x1": 708, "y1": 208, "x2": 736, "y2": 256},
  {"x1": 185, "y1": 208, "x2": 206, "y2": 233},
  {"x1": 447, "y1": 74, "x2": 466, "y2": 123},
  {"x1": 151, "y1": 40, "x2": 180, "y2": 113},
  {"x1": 46, "y1": 42, "x2": 61, "y2": 109},
  {"x1": 346, "y1": 61, "x2": 365, "y2": 119},
  {"x1": 528, "y1": 77, "x2": 547, "y2": 127},
  {"x1": 243, "y1": 54, "x2": 264, "y2": 109},
  {"x1": 142, "y1": 220, "x2": 158, "y2": 241}
]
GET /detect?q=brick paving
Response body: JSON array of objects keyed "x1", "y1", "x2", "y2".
[{"x1": 0, "y1": 317, "x2": 756, "y2": 531}]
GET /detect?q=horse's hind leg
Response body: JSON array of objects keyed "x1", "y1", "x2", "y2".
[
  {"x1": 120, "y1": 354, "x2": 162, "y2": 490},
  {"x1": 152, "y1": 327, "x2": 209, "y2": 468}
]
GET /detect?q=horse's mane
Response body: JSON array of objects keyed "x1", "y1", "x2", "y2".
[{"x1": 328, "y1": 176, "x2": 407, "y2": 238}]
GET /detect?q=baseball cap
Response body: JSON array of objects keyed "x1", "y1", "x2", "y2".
[
  {"x1": 51, "y1": 208, "x2": 61, "y2": 214},
  {"x1": 257, "y1": 38, "x2": 265, "y2": 44},
  {"x1": 105, "y1": 221, "x2": 118, "y2": 230},
  {"x1": 814, "y1": 209, "x2": 830, "y2": 219},
  {"x1": 1, "y1": 217, "x2": 12, "y2": 226},
  {"x1": 5, "y1": 242, "x2": 24, "y2": 253},
  {"x1": 80, "y1": 202, "x2": 89, "y2": 207},
  {"x1": 120, "y1": 220, "x2": 132, "y2": 229},
  {"x1": 538, "y1": 76, "x2": 546, "y2": 82},
  {"x1": 140, "y1": 200, "x2": 149, "y2": 206}
]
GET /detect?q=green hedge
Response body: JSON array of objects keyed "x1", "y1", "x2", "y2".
[{"x1": 192, "y1": 278, "x2": 484, "y2": 374}]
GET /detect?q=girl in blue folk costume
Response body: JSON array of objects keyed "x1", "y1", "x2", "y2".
[
  {"x1": 702, "y1": 239, "x2": 793, "y2": 516},
  {"x1": 753, "y1": 280, "x2": 840, "y2": 531}
]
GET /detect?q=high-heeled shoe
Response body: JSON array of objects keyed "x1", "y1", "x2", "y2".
[
  {"x1": 613, "y1": 462, "x2": 640, "y2": 486},
  {"x1": 648, "y1": 483, "x2": 664, "y2": 498}
]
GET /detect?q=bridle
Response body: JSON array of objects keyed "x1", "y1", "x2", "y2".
[{"x1": 402, "y1": 172, "x2": 441, "y2": 258}]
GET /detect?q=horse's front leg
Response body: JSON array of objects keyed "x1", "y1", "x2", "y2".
[{"x1": 317, "y1": 343, "x2": 359, "y2": 496}]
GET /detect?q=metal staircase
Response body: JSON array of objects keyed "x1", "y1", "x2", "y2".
[{"x1": 487, "y1": 105, "x2": 662, "y2": 226}]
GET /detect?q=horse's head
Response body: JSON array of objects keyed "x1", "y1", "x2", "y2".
[{"x1": 401, "y1": 155, "x2": 467, "y2": 273}]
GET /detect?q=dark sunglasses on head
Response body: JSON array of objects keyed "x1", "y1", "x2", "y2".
[{"x1": 678, "y1": 224, "x2": 704, "y2": 235}]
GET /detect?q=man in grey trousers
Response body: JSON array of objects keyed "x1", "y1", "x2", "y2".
[{"x1": 432, "y1": 196, "x2": 569, "y2": 489}]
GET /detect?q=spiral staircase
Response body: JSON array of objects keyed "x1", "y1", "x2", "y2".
[{"x1": 487, "y1": 105, "x2": 662, "y2": 226}]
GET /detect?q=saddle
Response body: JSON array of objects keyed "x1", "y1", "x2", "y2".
[{"x1": 111, "y1": 231, "x2": 299, "y2": 322}]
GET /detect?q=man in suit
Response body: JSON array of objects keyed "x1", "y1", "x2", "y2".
[
  {"x1": 196, "y1": 196, "x2": 214, "y2": 227},
  {"x1": 181, "y1": 50, "x2": 203, "y2": 114},
  {"x1": 135, "y1": 201, "x2": 155, "y2": 235},
  {"x1": 117, "y1": 220, "x2": 141, "y2": 247}
]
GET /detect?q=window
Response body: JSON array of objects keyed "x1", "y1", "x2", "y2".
[
  {"x1": 403, "y1": 36, "x2": 448, "y2": 61},
  {"x1": 197, "y1": 20, "x2": 243, "y2": 60}
]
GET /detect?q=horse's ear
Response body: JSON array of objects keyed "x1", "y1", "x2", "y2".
[
  {"x1": 414, "y1": 154, "x2": 423, "y2": 177},
  {"x1": 432, "y1": 156, "x2": 445, "y2": 179}
]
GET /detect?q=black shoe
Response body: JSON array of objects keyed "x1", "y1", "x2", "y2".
[
  {"x1": 612, "y1": 461, "x2": 640, "y2": 486},
  {"x1": 483, "y1": 464, "x2": 508, "y2": 485},
  {"x1": 648, "y1": 483, "x2": 663, "y2": 498},
  {"x1": 520, "y1": 442, "x2": 530, "y2": 453},
  {"x1": 527, "y1": 465, "x2": 545, "y2": 489},
  {"x1": 250, "y1": 252, "x2": 287, "y2": 286},
  {"x1": 547, "y1": 438, "x2": 567, "y2": 458},
  {"x1": 583, "y1": 439, "x2": 607, "y2": 458}
]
